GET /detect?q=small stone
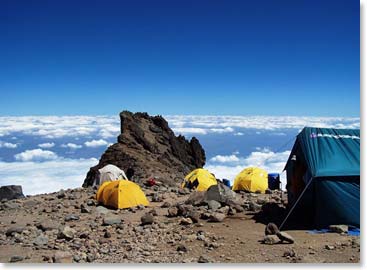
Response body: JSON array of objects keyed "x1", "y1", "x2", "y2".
[
  {"x1": 33, "y1": 234, "x2": 49, "y2": 246},
  {"x1": 53, "y1": 251, "x2": 73, "y2": 263},
  {"x1": 152, "y1": 193, "x2": 163, "y2": 202},
  {"x1": 208, "y1": 213, "x2": 226, "y2": 222},
  {"x1": 87, "y1": 254, "x2": 95, "y2": 262},
  {"x1": 197, "y1": 234, "x2": 206, "y2": 241},
  {"x1": 9, "y1": 255, "x2": 24, "y2": 263},
  {"x1": 103, "y1": 215, "x2": 122, "y2": 226},
  {"x1": 249, "y1": 202, "x2": 262, "y2": 212},
  {"x1": 104, "y1": 231, "x2": 111, "y2": 238},
  {"x1": 180, "y1": 217, "x2": 193, "y2": 225},
  {"x1": 283, "y1": 249, "x2": 296, "y2": 257},
  {"x1": 329, "y1": 225, "x2": 348, "y2": 234},
  {"x1": 2, "y1": 201, "x2": 21, "y2": 209},
  {"x1": 81, "y1": 204, "x2": 91, "y2": 213},
  {"x1": 36, "y1": 221, "x2": 58, "y2": 231},
  {"x1": 207, "y1": 200, "x2": 221, "y2": 211},
  {"x1": 216, "y1": 206, "x2": 229, "y2": 214},
  {"x1": 256, "y1": 198, "x2": 268, "y2": 205},
  {"x1": 64, "y1": 214, "x2": 80, "y2": 222},
  {"x1": 325, "y1": 245, "x2": 335, "y2": 250},
  {"x1": 276, "y1": 231, "x2": 294, "y2": 244},
  {"x1": 57, "y1": 226, "x2": 76, "y2": 240},
  {"x1": 263, "y1": 235, "x2": 279, "y2": 245},
  {"x1": 167, "y1": 206, "x2": 178, "y2": 217},
  {"x1": 86, "y1": 199, "x2": 95, "y2": 206},
  {"x1": 187, "y1": 211, "x2": 200, "y2": 223},
  {"x1": 177, "y1": 244, "x2": 188, "y2": 252},
  {"x1": 141, "y1": 213, "x2": 155, "y2": 225},
  {"x1": 73, "y1": 255, "x2": 81, "y2": 262},
  {"x1": 96, "y1": 206, "x2": 110, "y2": 215},
  {"x1": 148, "y1": 209, "x2": 158, "y2": 216},
  {"x1": 57, "y1": 190, "x2": 66, "y2": 199},
  {"x1": 198, "y1": 255, "x2": 210, "y2": 263},
  {"x1": 5, "y1": 226, "x2": 24, "y2": 236},
  {"x1": 161, "y1": 202, "x2": 171, "y2": 208}
]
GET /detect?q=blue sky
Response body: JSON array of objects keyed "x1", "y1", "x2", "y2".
[{"x1": 0, "y1": 0, "x2": 360, "y2": 116}]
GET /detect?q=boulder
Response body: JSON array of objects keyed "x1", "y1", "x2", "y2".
[
  {"x1": 0, "y1": 185, "x2": 24, "y2": 201},
  {"x1": 265, "y1": 223, "x2": 280, "y2": 235},
  {"x1": 207, "y1": 200, "x2": 221, "y2": 211},
  {"x1": 185, "y1": 191, "x2": 206, "y2": 206},
  {"x1": 263, "y1": 235, "x2": 279, "y2": 245},
  {"x1": 276, "y1": 231, "x2": 295, "y2": 244},
  {"x1": 205, "y1": 183, "x2": 237, "y2": 205},
  {"x1": 83, "y1": 111, "x2": 206, "y2": 187},
  {"x1": 329, "y1": 225, "x2": 348, "y2": 234},
  {"x1": 208, "y1": 213, "x2": 226, "y2": 222}
]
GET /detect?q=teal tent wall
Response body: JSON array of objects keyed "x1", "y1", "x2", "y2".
[{"x1": 285, "y1": 127, "x2": 360, "y2": 228}]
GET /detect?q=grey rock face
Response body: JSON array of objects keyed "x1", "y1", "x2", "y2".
[
  {"x1": 83, "y1": 111, "x2": 206, "y2": 187},
  {"x1": 0, "y1": 185, "x2": 25, "y2": 201}
]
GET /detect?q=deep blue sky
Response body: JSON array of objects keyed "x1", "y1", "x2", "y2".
[{"x1": 0, "y1": 0, "x2": 359, "y2": 116}]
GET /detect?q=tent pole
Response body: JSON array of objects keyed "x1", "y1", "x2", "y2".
[{"x1": 279, "y1": 178, "x2": 314, "y2": 230}]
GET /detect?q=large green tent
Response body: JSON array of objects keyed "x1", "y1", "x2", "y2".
[{"x1": 285, "y1": 127, "x2": 360, "y2": 228}]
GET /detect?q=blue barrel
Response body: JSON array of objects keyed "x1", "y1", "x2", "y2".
[
  {"x1": 222, "y1": 179, "x2": 231, "y2": 188},
  {"x1": 268, "y1": 173, "x2": 280, "y2": 190}
]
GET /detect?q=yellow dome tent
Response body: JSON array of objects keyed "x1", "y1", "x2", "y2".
[
  {"x1": 96, "y1": 180, "x2": 149, "y2": 209},
  {"x1": 232, "y1": 167, "x2": 268, "y2": 193},
  {"x1": 182, "y1": 168, "x2": 217, "y2": 191}
]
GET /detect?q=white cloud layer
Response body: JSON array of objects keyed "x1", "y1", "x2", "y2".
[
  {"x1": 0, "y1": 141, "x2": 18, "y2": 148},
  {"x1": 0, "y1": 115, "x2": 359, "y2": 138},
  {"x1": 14, "y1": 149, "x2": 58, "y2": 162},
  {"x1": 84, "y1": 139, "x2": 109, "y2": 147},
  {"x1": 0, "y1": 116, "x2": 120, "y2": 138},
  {"x1": 61, "y1": 143, "x2": 83, "y2": 149},
  {"x1": 0, "y1": 158, "x2": 98, "y2": 195},
  {"x1": 38, "y1": 142, "x2": 55, "y2": 148},
  {"x1": 166, "y1": 115, "x2": 360, "y2": 135}
]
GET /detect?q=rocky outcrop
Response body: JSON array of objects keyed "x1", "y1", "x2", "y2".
[
  {"x1": 0, "y1": 185, "x2": 25, "y2": 201},
  {"x1": 83, "y1": 111, "x2": 206, "y2": 187}
]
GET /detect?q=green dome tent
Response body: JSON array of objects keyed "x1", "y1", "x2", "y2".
[{"x1": 284, "y1": 127, "x2": 360, "y2": 228}]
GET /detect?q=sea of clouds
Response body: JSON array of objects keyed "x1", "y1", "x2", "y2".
[{"x1": 0, "y1": 115, "x2": 360, "y2": 195}]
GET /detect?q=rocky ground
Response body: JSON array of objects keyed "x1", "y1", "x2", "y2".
[{"x1": 0, "y1": 184, "x2": 360, "y2": 264}]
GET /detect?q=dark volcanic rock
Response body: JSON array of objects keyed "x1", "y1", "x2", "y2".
[
  {"x1": 83, "y1": 111, "x2": 206, "y2": 187},
  {"x1": 0, "y1": 185, "x2": 24, "y2": 201}
]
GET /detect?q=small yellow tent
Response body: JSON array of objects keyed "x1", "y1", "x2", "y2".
[
  {"x1": 96, "y1": 180, "x2": 149, "y2": 209},
  {"x1": 232, "y1": 167, "x2": 268, "y2": 193},
  {"x1": 182, "y1": 168, "x2": 217, "y2": 191}
]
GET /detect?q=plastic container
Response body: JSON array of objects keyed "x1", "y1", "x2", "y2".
[{"x1": 268, "y1": 173, "x2": 280, "y2": 190}]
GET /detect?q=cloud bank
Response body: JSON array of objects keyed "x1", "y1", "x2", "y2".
[
  {"x1": 0, "y1": 115, "x2": 360, "y2": 139},
  {"x1": 14, "y1": 149, "x2": 59, "y2": 162},
  {"x1": 0, "y1": 158, "x2": 98, "y2": 195}
]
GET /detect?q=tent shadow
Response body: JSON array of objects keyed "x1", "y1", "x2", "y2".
[{"x1": 251, "y1": 202, "x2": 314, "y2": 230}]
